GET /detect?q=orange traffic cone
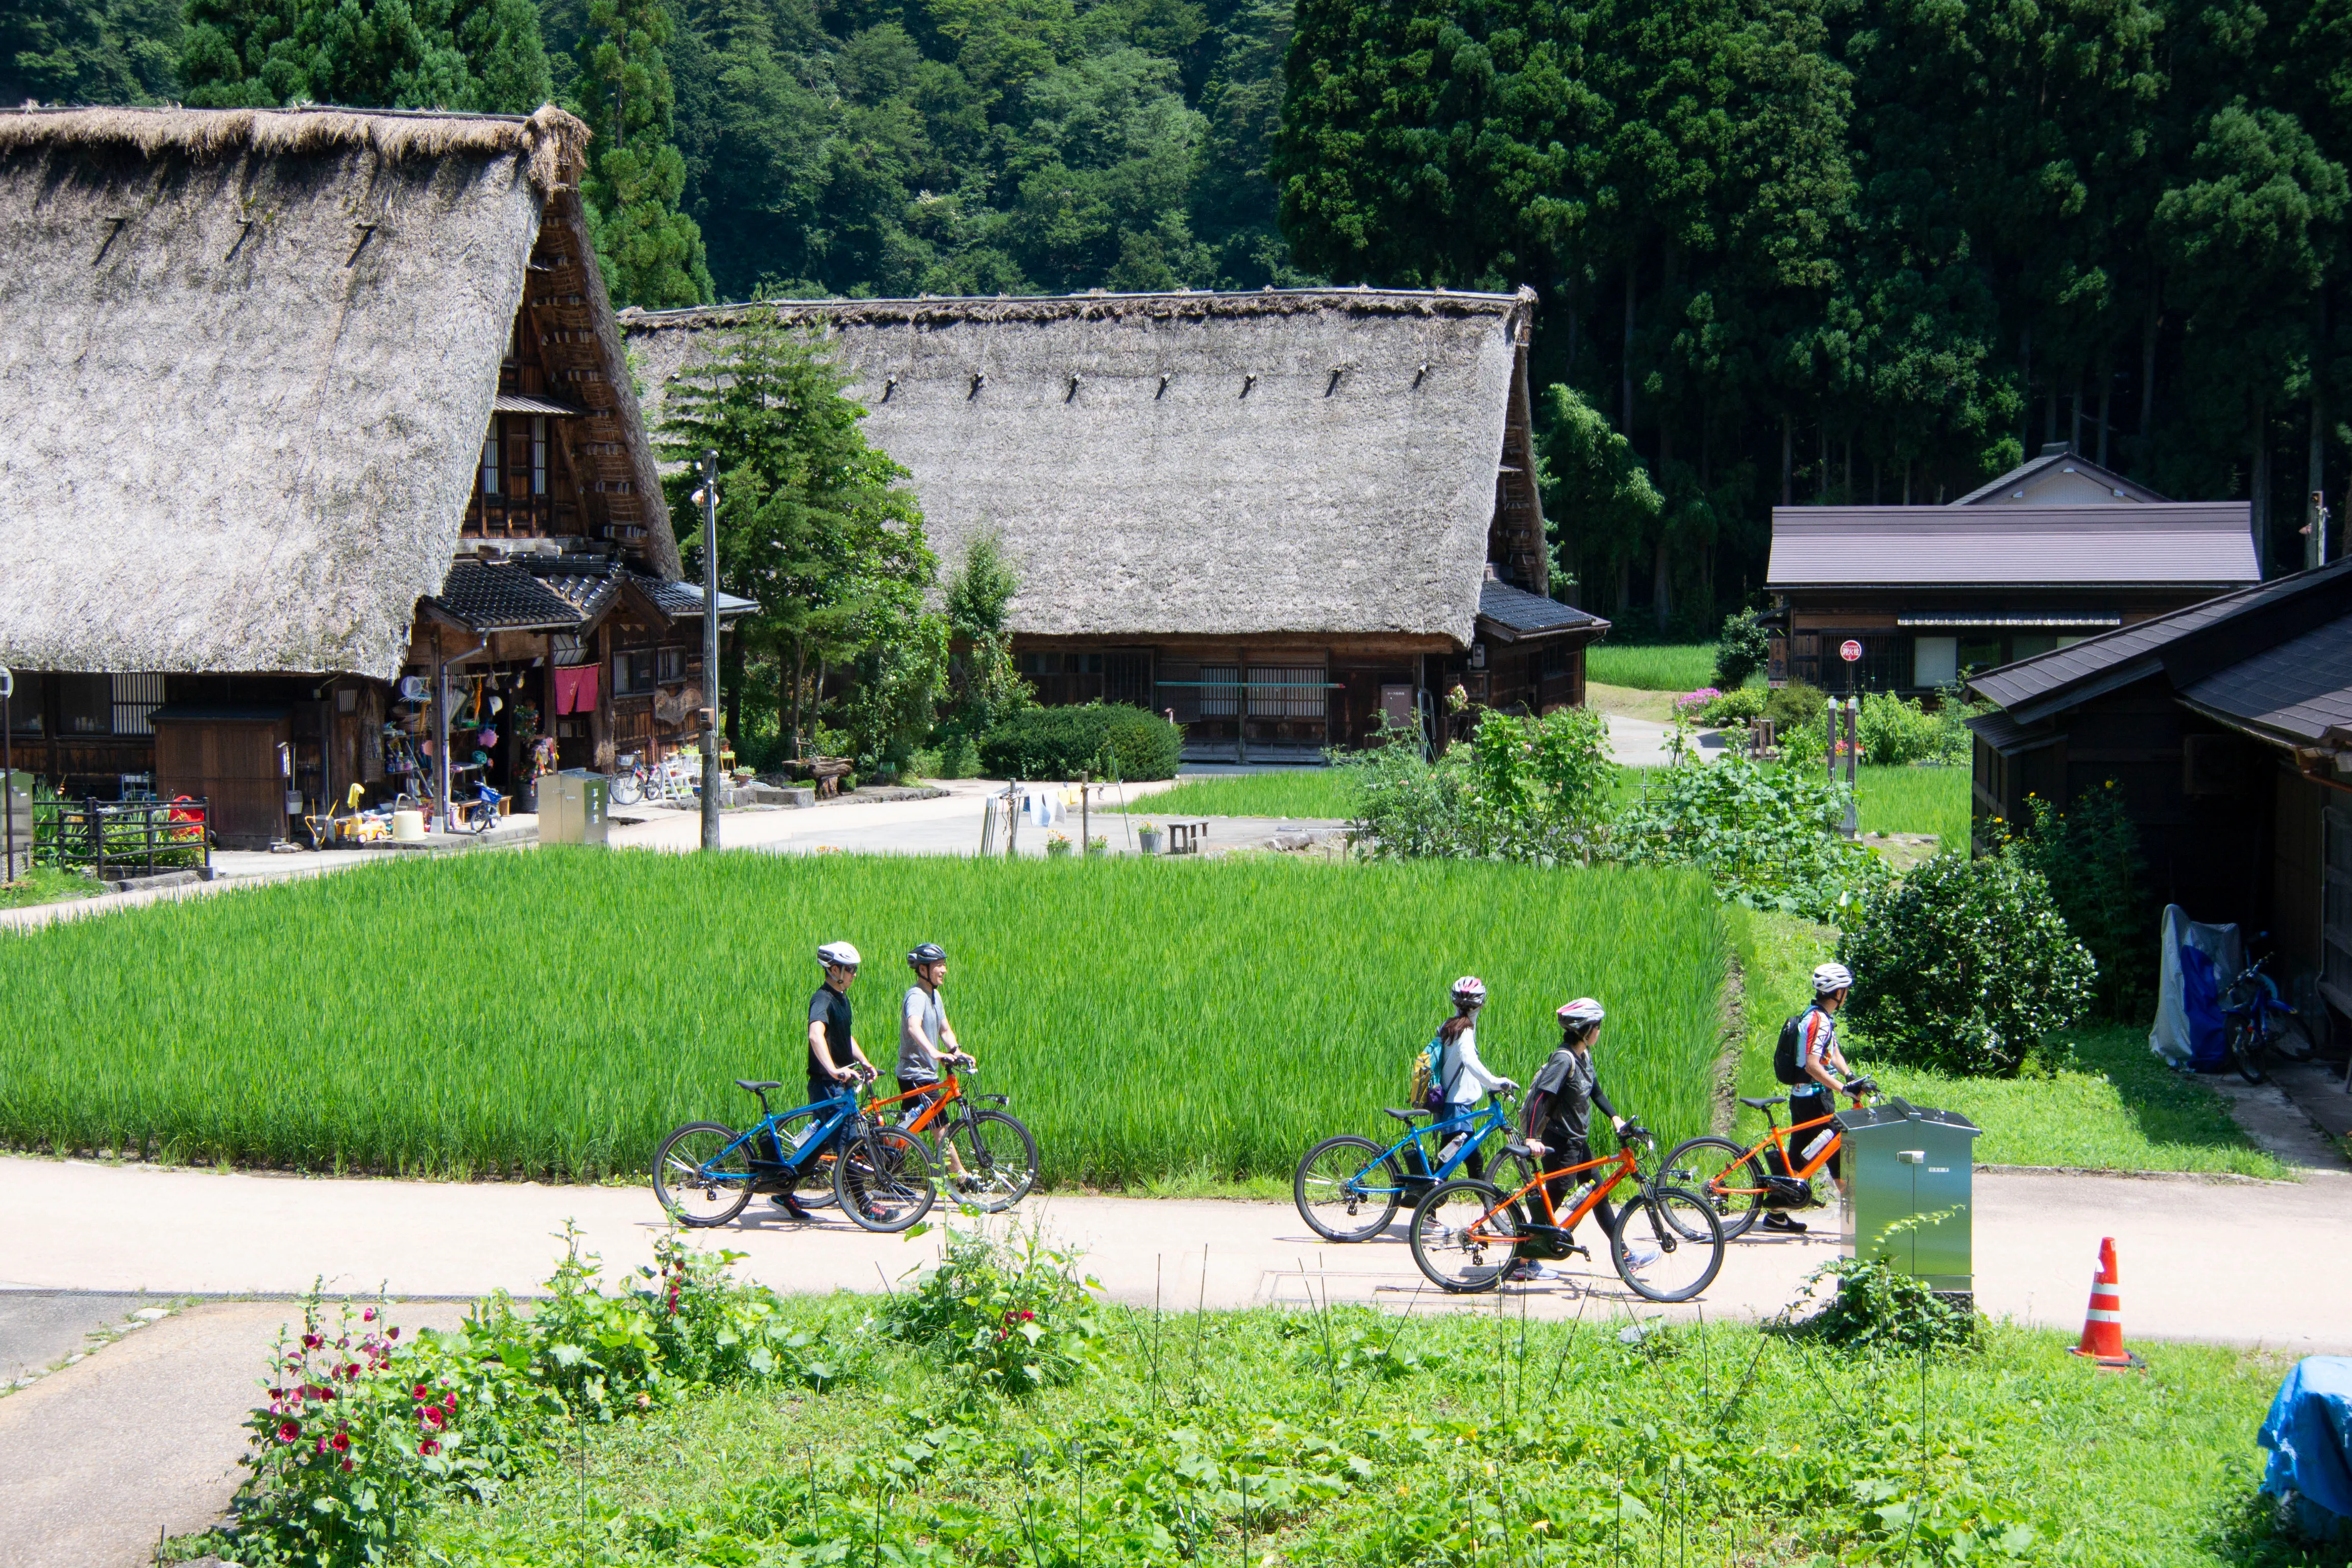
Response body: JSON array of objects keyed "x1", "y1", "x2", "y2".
[{"x1": 2068, "y1": 1237, "x2": 2143, "y2": 1368}]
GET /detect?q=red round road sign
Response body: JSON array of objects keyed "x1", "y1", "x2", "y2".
[{"x1": 1839, "y1": 639, "x2": 1863, "y2": 663}]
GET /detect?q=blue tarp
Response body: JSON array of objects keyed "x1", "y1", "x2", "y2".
[
  {"x1": 2260, "y1": 1356, "x2": 2352, "y2": 1540},
  {"x1": 2150, "y1": 905, "x2": 2242, "y2": 1069}
]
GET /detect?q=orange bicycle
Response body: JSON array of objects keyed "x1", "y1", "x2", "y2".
[
  {"x1": 1407, "y1": 1123, "x2": 1725, "y2": 1302},
  {"x1": 863, "y1": 1062, "x2": 1039, "y2": 1212},
  {"x1": 1660, "y1": 1075, "x2": 1877, "y2": 1239}
]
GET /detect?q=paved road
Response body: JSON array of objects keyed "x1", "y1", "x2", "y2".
[
  {"x1": 5, "y1": 1156, "x2": 2345, "y2": 1352},
  {"x1": 1, "y1": 1291, "x2": 173, "y2": 1386}
]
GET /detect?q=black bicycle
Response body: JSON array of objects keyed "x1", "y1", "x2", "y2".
[
  {"x1": 653, "y1": 1074, "x2": 935, "y2": 1232},
  {"x1": 2222, "y1": 939, "x2": 2310, "y2": 1084}
]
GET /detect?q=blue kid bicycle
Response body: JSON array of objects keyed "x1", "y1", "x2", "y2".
[
  {"x1": 653, "y1": 1074, "x2": 936, "y2": 1233},
  {"x1": 1293, "y1": 1093, "x2": 1534, "y2": 1243}
]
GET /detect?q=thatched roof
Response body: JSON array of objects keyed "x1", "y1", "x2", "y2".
[
  {"x1": 622, "y1": 287, "x2": 1537, "y2": 645},
  {"x1": 0, "y1": 104, "x2": 676, "y2": 680}
]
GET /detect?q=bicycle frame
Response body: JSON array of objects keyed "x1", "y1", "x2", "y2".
[
  {"x1": 1468, "y1": 1144, "x2": 1643, "y2": 1243},
  {"x1": 864, "y1": 1070, "x2": 1011, "y2": 1142},
  {"x1": 1348, "y1": 1099, "x2": 1514, "y2": 1197},
  {"x1": 1708, "y1": 1085, "x2": 1873, "y2": 1197},
  {"x1": 693, "y1": 1088, "x2": 868, "y2": 1187}
]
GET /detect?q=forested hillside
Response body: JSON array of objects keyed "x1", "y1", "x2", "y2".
[{"x1": 9, "y1": 0, "x2": 2351, "y2": 627}]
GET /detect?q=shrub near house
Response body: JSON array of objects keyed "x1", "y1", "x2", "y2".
[{"x1": 978, "y1": 704, "x2": 1180, "y2": 781}]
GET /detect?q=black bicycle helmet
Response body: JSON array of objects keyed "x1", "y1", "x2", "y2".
[{"x1": 908, "y1": 943, "x2": 947, "y2": 967}]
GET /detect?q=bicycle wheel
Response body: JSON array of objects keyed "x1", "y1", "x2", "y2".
[
  {"x1": 939, "y1": 1109, "x2": 1039, "y2": 1212},
  {"x1": 1294, "y1": 1135, "x2": 1404, "y2": 1242},
  {"x1": 836, "y1": 1124, "x2": 937, "y2": 1232},
  {"x1": 610, "y1": 773, "x2": 643, "y2": 807},
  {"x1": 1610, "y1": 1186, "x2": 1725, "y2": 1304},
  {"x1": 652, "y1": 1122, "x2": 753, "y2": 1228},
  {"x1": 1408, "y1": 1179, "x2": 1521, "y2": 1294},
  {"x1": 1661, "y1": 1135, "x2": 1771, "y2": 1240},
  {"x1": 2228, "y1": 1017, "x2": 2266, "y2": 1084}
]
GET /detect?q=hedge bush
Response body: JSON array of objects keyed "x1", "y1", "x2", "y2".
[
  {"x1": 1837, "y1": 851, "x2": 2095, "y2": 1074},
  {"x1": 978, "y1": 703, "x2": 1181, "y2": 780}
]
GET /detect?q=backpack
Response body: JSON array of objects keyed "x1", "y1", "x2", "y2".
[
  {"x1": 1772, "y1": 1008, "x2": 1820, "y2": 1085},
  {"x1": 1409, "y1": 1032, "x2": 1445, "y2": 1108}
]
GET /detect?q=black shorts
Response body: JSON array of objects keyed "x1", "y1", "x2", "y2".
[{"x1": 1787, "y1": 1090, "x2": 1840, "y2": 1178}]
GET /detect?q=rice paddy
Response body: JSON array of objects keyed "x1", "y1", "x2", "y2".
[
  {"x1": 1110, "y1": 769, "x2": 1357, "y2": 819},
  {"x1": 1850, "y1": 763, "x2": 1971, "y2": 847},
  {"x1": 0, "y1": 851, "x2": 1731, "y2": 1187},
  {"x1": 1586, "y1": 642, "x2": 1720, "y2": 692}
]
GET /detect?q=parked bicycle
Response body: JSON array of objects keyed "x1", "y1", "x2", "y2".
[
  {"x1": 2223, "y1": 937, "x2": 2309, "y2": 1084},
  {"x1": 1408, "y1": 1122, "x2": 1724, "y2": 1301},
  {"x1": 454, "y1": 779, "x2": 504, "y2": 835},
  {"x1": 1659, "y1": 1076, "x2": 1877, "y2": 1239},
  {"x1": 610, "y1": 752, "x2": 700, "y2": 809},
  {"x1": 864, "y1": 1063, "x2": 1040, "y2": 1212},
  {"x1": 1292, "y1": 1093, "x2": 1534, "y2": 1243},
  {"x1": 652, "y1": 1074, "x2": 935, "y2": 1232}
]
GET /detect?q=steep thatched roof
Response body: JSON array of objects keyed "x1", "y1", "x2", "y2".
[
  {"x1": 622, "y1": 288, "x2": 1536, "y2": 645},
  {"x1": 0, "y1": 104, "x2": 675, "y2": 680}
]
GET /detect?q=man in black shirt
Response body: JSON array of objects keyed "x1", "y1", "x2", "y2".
[
  {"x1": 770, "y1": 940, "x2": 880, "y2": 1219},
  {"x1": 1511, "y1": 997, "x2": 1658, "y2": 1283}
]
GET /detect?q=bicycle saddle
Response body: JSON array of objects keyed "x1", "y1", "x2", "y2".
[
  {"x1": 734, "y1": 1079, "x2": 781, "y2": 1094},
  {"x1": 1383, "y1": 1107, "x2": 1432, "y2": 1123},
  {"x1": 1737, "y1": 1094, "x2": 1787, "y2": 1110}
]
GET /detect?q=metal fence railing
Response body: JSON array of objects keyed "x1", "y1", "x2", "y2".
[{"x1": 35, "y1": 796, "x2": 210, "y2": 879}]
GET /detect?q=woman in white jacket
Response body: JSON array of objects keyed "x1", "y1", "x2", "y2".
[{"x1": 1431, "y1": 976, "x2": 1517, "y2": 1178}]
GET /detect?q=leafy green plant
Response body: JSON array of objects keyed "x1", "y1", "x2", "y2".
[
  {"x1": 1857, "y1": 691, "x2": 1948, "y2": 766},
  {"x1": 1714, "y1": 607, "x2": 1773, "y2": 688},
  {"x1": 1787, "y1": 1251, "x2": 1978, "y2": 1354},
  {"x1": 1764, "y1": 680, "x2": 1828, "y2": 732},
  {"x1": 1615, "y1": 753, "x2": 1891, "y2": 919},
  {"x1": 2000, "y1": 783, "x2": 2154, "y2": 1020},
  {"x1": 1839, "y1": 853, "x2": 2097, "y2": 1074},
  {"x1": 883, "y1": 1223, "x2": 1104, "y2": 1397},
  {"x1": 1342, "y1": 705, "x2": 1613, "y2": 865},
  {"x1": 1699, "y1": 686, "x2": 1767, "y2": 725},
  {"x1": 979, "y1": 702, "x2": 1180, "y2": 781}
]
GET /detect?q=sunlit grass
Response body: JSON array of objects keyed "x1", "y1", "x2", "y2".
[
  {"x1": 0, "y1": 851, "x2": 1730, "y2": 1186},
  {"x1": 1587, "y1": 643, "x2": 1719, "y2": 691}
]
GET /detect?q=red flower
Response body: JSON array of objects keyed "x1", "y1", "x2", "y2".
[
  {"x1": 387, "y1": 1327, "x2": 399, "y2": 1340},
  {"x1": 419, "y1": 1439, "x2": 440, "y2": 1458},
  {"x1": 301, "y1": 1334, "x2": 321, "y2": 1349},
  {"x1": 277, "y1": 1422, "x2": 301, "y2": 1444},
  {"x1": 419, "y1": 1405, "x2": 445, "y2": 1430},
  {"x1": 361, "y1": 1308, "x2": 376, "y2": 1322},
  {"x1": 1020, "y1": 1310, "x2": 1036, "y2": 1321},
  {"x1": 443, "y1": 1392, "x2": 458, "y2": 1412},
  {"x1": 413, "y1": 1384, "x2": 430, "y2": 1400},
  {"x1": 340, "y1": 1459, "x2": 354, "y2": 1473},
  {"x1": 330, "y1": 1433, "x2": 350, "y2": 1453}
]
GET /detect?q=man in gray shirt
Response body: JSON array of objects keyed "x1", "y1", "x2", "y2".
[{"x1": 897, "y1": 942, "x2": 976, "y2": 1185}]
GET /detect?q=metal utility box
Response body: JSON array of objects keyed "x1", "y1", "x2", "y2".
[
  {"x1": 1835, "y1": 1099, "x2": 1981, "y2": 1292},
  {"x1": 2, "y1": 770, "x2": 31, "y2": 860},
  {"x1": 542, "y1": 770, "x2": 611, "y2": 846}
]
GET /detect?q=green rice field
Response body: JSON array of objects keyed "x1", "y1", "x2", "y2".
[
  {"x1": 1585, "y1": 642, "x2": 1719, "y2": 691},
  {"x1": 1110, "y1": 769, "x2": 1356, "y2": 819},
  {"x1": 0, "y1": 851, "x2": 1730, "y2": 1186},
  {"x1": 1851, "y1": 763, "x2": 1970, "y2": 847}
]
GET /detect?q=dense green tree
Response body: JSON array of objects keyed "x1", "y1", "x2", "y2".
[
  {"x1": 178, "y1": 0, "x2": 545, "y2": 110},
  {"x1": 4, "y1": 0, "x2": 182, "y2": 105},
  {"x1": 657, "y1": 314, "x2": 935, "y2": 762},
  {"x1": 574, "y1": 0, "x2": 711, "y2": 307}
]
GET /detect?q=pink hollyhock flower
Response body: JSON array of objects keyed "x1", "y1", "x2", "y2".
[
  {"x1": 443, "y1": 1392, "x2": 458, "y2": 1411},
  {"x1": 419, "y1": 1405, "x2": 445, "y2": 1430},
  {"x1": 301, "y1": 1334, "x2": 321, "y2": 1350},
  {"x1": 331, "y1": 1433, "x2": 350, "y2": 1454},
  {"x1": 277, "y1": 1422, "x2": 301, "y2": 1444},
  {"x1": 341, "y1": 1459, "x2": 354, "y2": 1473},
  {"x1": 361, "y1": 1308, "x2": 376, "y2": 1322},
  {"x1": 388, "y1": 1327, "x2": 399, "y2": 1339},
  {"x1": 419, "y1": 1439, "x2": 440, "y2": 1457},
  {"x1": 413, "y1": 1384, "x2": 430, "y2": 1400}
]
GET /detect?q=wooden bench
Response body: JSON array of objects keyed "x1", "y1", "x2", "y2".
[{"x1": 1165, "y1": 819, "x2": 1210, "y2": 855}]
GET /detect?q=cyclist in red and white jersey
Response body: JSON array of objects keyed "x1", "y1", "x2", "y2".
[{"x1": 1786, "y1": 962, "x2": 1859, "y2": 1214}]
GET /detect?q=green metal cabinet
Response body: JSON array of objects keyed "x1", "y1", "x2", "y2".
[{"x1": 1833, "y1": 1100, "x2": 1981, "y2": 1293}]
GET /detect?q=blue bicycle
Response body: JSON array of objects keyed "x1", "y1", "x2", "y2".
[
  {"x1": 653, "y1": 1075, "x2": 936, "y2": 1233},
  {"x1": 1293, "y1": 1093, "x2": 1532, "y2": 1242},
  {"x1": 2223, "y1": 938, "x2": 2310, "y2": 1084}
]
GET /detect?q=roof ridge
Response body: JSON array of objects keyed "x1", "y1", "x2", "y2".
[{"x1": 621, "y1": 286, "x2": 1535, "y2": 329}]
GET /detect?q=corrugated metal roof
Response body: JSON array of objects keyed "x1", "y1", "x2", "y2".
[
  {"x1": 633, "y1": 574, "x2": 758, "y2": 620},
  {"x1": 2177, "y1": 617, "x2": 2352, "y2": 746},
  {"x1": 1476, "y1": 580, "x2": 1608, "y2": 640},
  {"x1": 1949, "y1": 448, "x2": 2168, "y2": 505},
  {"x1": 1964, "y1": 709, "x2": 2060, "y2": 754},
  {"x1": 1897, "y1": 614, "x2": 2121, "y2": 628},
  {"x1": 1766, "y1": 504, "x2": 2258, "y2": 587}
]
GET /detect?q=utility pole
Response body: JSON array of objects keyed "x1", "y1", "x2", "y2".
[
  {"x1": 2, "y1": 664, "x2": 14, "y2": 884},
  {"x1": 698, "y1": 450, "x2": 722, "y2": 852},
  {"x1": 2307, "y1": 491, "x2": 2331, "y2": 573}
]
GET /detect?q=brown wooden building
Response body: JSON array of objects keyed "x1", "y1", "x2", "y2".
[
  {"x1": 624, "y1": 288, "x2": 1606, "y2": 762},
  {"x1": 0, "y1": 106, "x2": 748, "y2": 847},
  {"x1": 1967, "y1": 559, "x2": 2352, "y2": 1017},
  {"x1": 1766, "y1": 447, "x2": 2258, "y2": 696}
]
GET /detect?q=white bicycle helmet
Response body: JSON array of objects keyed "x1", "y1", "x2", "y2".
[
  {"x1": 1556, "y1": 997, "x2": 1605, "y2": 1028},
  {"x1": 817, "y1": 941, "x2": 862, "y2": 969},
  {"x1": 1813, "y1": 962, "x2": 1853, "y2": 995},
  {"x1": 1450, "y1": 975, "x2": 1487, "y2": 1008}
]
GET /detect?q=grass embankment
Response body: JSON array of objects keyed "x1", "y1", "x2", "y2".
[
  {"x1": 1112, "y1": 770, "x2": 1357, "y2": 819},
  {"x1": 1727, "y1": 912, "x2": 2285, "y2": 1178},
  {"x1": 410, "y1": 1286, "x2": 2313, "y2": 1568},
  {"x1": 1587, "y1": 643, "x2": 1719, "y2": 691},
  {"x1": 0, "y1": 851, "x2": 1730, "y2": 1187},
  {"x1": 0, "y1": 865, "x2": 99, "y2": 911}
]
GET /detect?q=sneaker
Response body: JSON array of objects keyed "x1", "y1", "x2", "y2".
[
  {"x1": 1623, "y1": 1243, "x2": 1662, "y2": 1272},
  {"x1": 1760, "y1": 1213, "x2": 1808, "y2": 1234},
  {"x1": 1502, "y1": 1260, "x2": 1548, "y2": 1283},
  {"x1": 770, "y1": 1193, "x2": 812, "y2": 1220}
]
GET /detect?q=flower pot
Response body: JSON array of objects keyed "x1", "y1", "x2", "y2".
[
  {"x1": 1046, "y1": 839, "x2": 1073, "y2": 857},
  {"x1": 1137, "y1": 829, "x2": 1162, "y2": 855}
]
